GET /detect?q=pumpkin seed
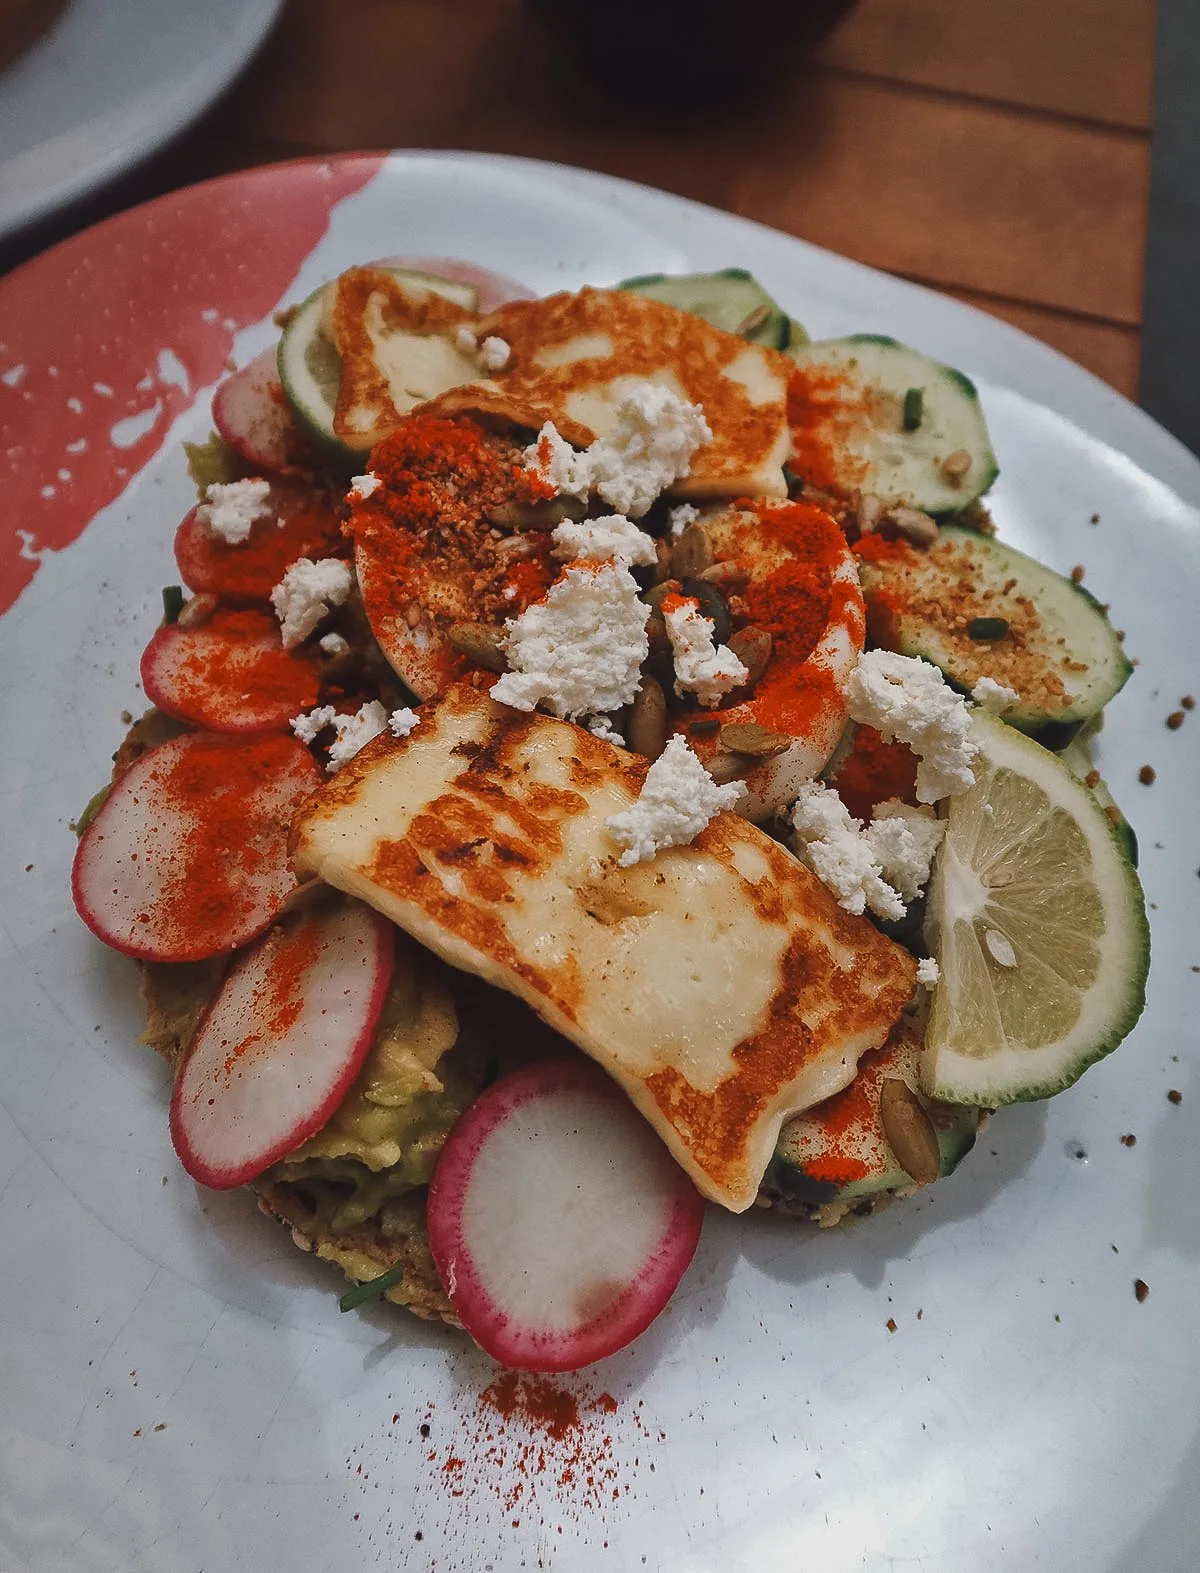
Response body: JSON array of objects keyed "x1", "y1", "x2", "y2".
[
  {"x1": 448, "y1": 621, "x2": 508, "y2": 672},
  {"x1": 726, "y1": 625, "x2": 772, "y2": 688},
  {"x1": 485, "y1": 496, "x2": 584, "y2": 531},
  {"x1": 879, "y1": 1078, "x2": 941, "y2": 1185},
  {"x1": 706, "y1": 751, "x2": 749, "y2": 786},
  {"x1": 627, "y1": 676, "x2": 668, "y2": 760},
  {"x1": 679, "y1": 577, "x2": 732, "y2": 644},
  {"x1": 718, "y1": 723, "x2": 791, "y2": 757},
  {"x1": 670, "y1": 523, "x2": 714, "y2": 579},
  {"x1": 699, "y1": 559, "x2": 750, "y2": 594}
]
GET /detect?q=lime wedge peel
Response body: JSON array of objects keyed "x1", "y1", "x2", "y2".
[{"x1": 922, "y1": 711, "x2": 1149, "y2": 1107}]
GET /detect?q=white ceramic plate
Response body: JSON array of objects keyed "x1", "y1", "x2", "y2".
[
  {"x1": 0, "y1": 0, "x2": 282, "y2": 238},
  {"x1": 2, "y1": 152, "x2": 1199, "y2": 1573}
]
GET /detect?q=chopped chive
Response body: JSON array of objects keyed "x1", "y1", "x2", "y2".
[
  {"x1": 161, "y1": 585, "x2": 184, "y2": 624},
  {"x1": 690, "y1": 717, "x2": 720, "y2": 735},
  {"x1": 967, "y1": 616, "x2": 1010, "y2": 641},
  {"x1": 338, "y1": 1265, "x2": 404, "y2": 1312},
  {"x1": 782, "y1": 463, "x2": 804, "y2": 498},
  {"x1": 902, "y1": 388, "x2": 923, "y2": 432}
]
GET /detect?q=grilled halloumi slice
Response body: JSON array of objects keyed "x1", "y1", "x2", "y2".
[
  {"x1": 291, "y1": 684, "x2": 916, "y2": 1210},
  {"x1": 420, "y1": 287, "x2": 793, "y2": 502}
]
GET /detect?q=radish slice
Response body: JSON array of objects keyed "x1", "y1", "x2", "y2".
[
  {"x1": 427, "y1": 1057, "x2": 705, "y2": 1371},
  {"x1": 212, "y1": 347, "x2": 318, "y2": 473},
  {"x1": 141, "y1": 605, "x2": 320, "y2": 733},
  {"x1": 170, "y1": 896, "x2": 394, "y2": 1189},
  {"x1": 71, "y1": 731, "x2": 321, "y2": 962},
  {"x1": 175, "y1": 480, "x2": 345, "y2": 603}
]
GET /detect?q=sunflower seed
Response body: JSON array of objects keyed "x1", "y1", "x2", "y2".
[
  {"x1": 941, "y1": 449, "x2": 972, "y2": 484},
  {"x1": 705, "y1": 751, "x2": 749, "y2": 786},
  {"x1": 736, "y1": 303, "x2": 772, "y2": 336},
  {"x1": 485, "y1": 496, "x2": 584, "y2": 531},
  {"x1": 887, "y1": 506, "x2": 939, "y2": 546},
  {"x1": 857, "y1": 493, "x2": 884, "y2": 534},
  {"x1": 698, "y1": 559, "x2": 751, "y2": 594},
  {"x1": 879, "y1": 1078, "x2": 941, "y2": 1185},
  {"x1": 726, "y1": 625, "x2": 772, "y2": 689}
]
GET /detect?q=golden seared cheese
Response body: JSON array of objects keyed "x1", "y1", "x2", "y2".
[
  {"x1": 291, "y1": 684, "x2": 916, "y2": 1211},
  {"x1": 323, "y1": 267, "x2": 481, "y2": 450},
  {"x1": 419, "y1": 287, "x2": 793, "y2": 502}
]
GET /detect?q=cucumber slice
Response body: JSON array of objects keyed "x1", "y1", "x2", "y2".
[
  {"x1": 857, "y1": 524, "x2": 1133, "y2": 738},
  {"x1": 617, "y1": 268, "x2": 793, "y2": 349},
  {"x1": 1059, "y1": 736, "x2": 1138, "y2": 866},
  {"x1": 922, "y1": 712, "x2": 1149, "y2": 1106},
  {"x1": 788, "y1": 335, "x2": 998, "y2": 513},
  {"x1": 764, "y1": 1011, "x2": 980, "y2": 1209},
  {"x1": 276, "y1": 267, "x2": 480, "y2": 461}
]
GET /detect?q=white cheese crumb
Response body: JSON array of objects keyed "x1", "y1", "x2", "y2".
[
  {"x1": 326, "y1": 701, "x2": 388, "y2": 772},
  {"x1": 973, "y1": 675, "x2": 1021, "y2": 714},
  {"x1": 667, "y1": 503, "x2": 699, "y2": 539},
  {"x1": 270, "y1": 557, "x2": 353, "y2": 649},
  {"x1": 587, "y1": 714, "x2": 626, "y2": 747},
  {"x1": 523, "y1": 422, "x2": 592, "y2": 500},
  {"x1": 318, "y1": 632, "x2": 350, "y2": 656},
  {"x1": 388, "y1": 707, "x2": 420, "y2": 739},
  {"x1": 846, "y1": 649, "x2": 979, "y2": 803},
  {"x1": 454, "y1": 325, "x2": 478, "y2": 355},
  {"x1": 984, "y1": 929, "x2": 1018, "y2": 968},
  {"x1": 197, "y1": 477, "x2": 272, "y2": 545},
  {"x1": 790, "y1": 781, "x2": 905, "y2": 921},
  {"x1": 551, "y1": 512, "x2": 656, "y2": 569},
  {"x1": 491, "y1": 562, "x2": 650, "y2": 719},
  {"x1": 916, "y1": 956, "x2": 940, "y2": 988},
  {"x1": 478, "y1": 335, "x2": 511, "y2": 372},
  {"x1": 587, "y1": 385, "x2": 712, "y2": 519},
  {"x1": 864, "y1": 799, "x2": 945, "y2": 903},
  {"x1": 349, "y1": 472, "x2": 381, "y2": 501},
  {"x1": 663, "y1": 598, "x2": 749, "y2": 707},
  {"x1": 291, "y1": 704, "x2": 336, "y2": 745},
  {"x1": 606, "y1": 734, "x2": 742, "y2": 867}
]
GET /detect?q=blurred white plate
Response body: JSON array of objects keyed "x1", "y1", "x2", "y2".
[
  {"x1": 1, "y1": 152, "x2": 1198, "y2": 1573},
  {"x1": 0, "y1": 0, "x2": 282, "y2": 237}
]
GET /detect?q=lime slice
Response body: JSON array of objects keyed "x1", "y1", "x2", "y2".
[{"x1": 922, "y1": 711, "x2": 1148, "y2": 1105}]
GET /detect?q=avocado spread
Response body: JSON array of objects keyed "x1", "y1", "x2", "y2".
[{"x1": 269, "y1": 934, "x2": 486, "y2": 1232}]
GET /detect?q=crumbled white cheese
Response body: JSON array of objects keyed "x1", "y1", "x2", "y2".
[
  {"x1": 973, "y1": 675, "x2": 1020, "y2": 714},
  {"x1": 846, "y1": 649, "x2": 979, "y2": 803},
  {"x1": 864, "y1": 798, "x2": 945, "y2": 903},
  {"x1": 349, "y1": 472, "x2": 381, "y2": 501},
  {"x1": 523, "y1": 422, "x2": 592, "y2": 500},
  {"x1": 587, "y1": 714, "x2": 626, "y2": 747},
  {"x1": 319, "y1": 632, "x2": 350, "y2": 656},
  {"x1": 454, "y1": 325, "x2": 478, "y2": 355},
  {"x1": 551, "y1": 512, "x2": 656, "y2": 569},
  {"x1": 197, "y1": 477, "x2": 272, "y2": 544},
  {"x1": 663, "y1": 599, "x2": 749, "y2": 707},
  {"x1": 522, "y1": 388, "x2": 711, "y2": 520},
  {"x1": 291, "y1": 704, "x2": 337, "y2": 745},
  {"x1": 478, "y1": 335, "x2": 511, "y2": 372},
  {"x1": 270, "y1": 557, "x2": 353, "y2": 649},
  {"x1": 587, "y1": 385, "x2": 712, "y2": 519},
  {"x1": 290, "y1": 700, "x2": 389, "y2": 770},
  {"x1": 491, "y1": 562, "x2": 650, "y2": 719},
  {"x1": 916, "y1": 956, "x2": 940, "y2": 988},
  {"x1": 790, "y1": 781, "x2": 905, "y2": 921},
  {"x1": 606, "y1": 734, "x2": 742, "y2": 867},
  {"x1": 388, "y1": 707, "x2": 420, "y2": 739},
  {"x1": 667, "y1": 502, "x2": 699, "y2": 539}
]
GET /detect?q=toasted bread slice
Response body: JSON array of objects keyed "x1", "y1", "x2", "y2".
[
  {"x1": 420, "y1": 287, "x2": 793, "y2": 501},
  {"x1": 291, "y1": 684, "x2": 916, "y2": 1210}
]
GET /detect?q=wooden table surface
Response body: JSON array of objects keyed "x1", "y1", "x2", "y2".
[{"x1": 5, "y1": 0, "x2": 1157, "y2": 399}]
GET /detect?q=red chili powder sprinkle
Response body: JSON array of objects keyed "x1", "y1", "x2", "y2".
[
  {"x1": 180, "y1": 490, "x2": 346, "y2": 603},
  {"x1": 799, "y1": 1043, "x2": 900, "y2": 1186},
  {"x1": 787, "y1": 365, "x2": 872, "y2": 497},
  {"x1": 156, "y1": 606, "x2": 319, "y2": 728},
  {"x1": 829, "y1": 724, "x2": 919, "y2": 821}
]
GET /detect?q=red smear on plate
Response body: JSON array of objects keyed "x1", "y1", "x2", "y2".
[{"x1": 0, "y1": 153, "x2": 387, "y2": 617}]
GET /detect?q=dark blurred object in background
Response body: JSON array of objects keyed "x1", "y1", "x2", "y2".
[
  {"x1": 0, "y1": 0, "x2": 67, "y2": 72},
  {"x1": 526, "y1": 0, "x2": 858, "y2": 107}
]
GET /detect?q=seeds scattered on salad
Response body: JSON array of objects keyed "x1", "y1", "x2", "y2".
[
  {"x1": 1167, "y1": 710, "x2": 1185, "y2": 730},
  {"x1": 967, "y1": 615, "x2": 1009, "y2": 642},
  {"x1": 889, "y1": 506, "x2": 939, "y2": 546},
  {"x1": 1120, "y1": 1133, "x2": 1137, "y2": 1147},
  {"x1": 717, "y1": 722, "x2": 791, "y2": 758},
  {"x1": 1183, "y1": 695, "x2": 1196, "y2": 710},
  {"x1": 879, "y1": 1078, "x2": 941, "y2": 1184},
  {"x1": 940, "y1": 449, "x2": 972, "y2": 484},
  {"x1": 1167, "y1": 1089, "x2": 1183, "y2": 1104},
  {"x1": 1071, "y1": 564, "x2": 1086, "y2": 583},
  {"x1": 1134, "y1": 1278, "x2": 1150, "y2": 1303},
  {"x1": 1138, "y1": 765, "x2": 1157, "y2": 785}
]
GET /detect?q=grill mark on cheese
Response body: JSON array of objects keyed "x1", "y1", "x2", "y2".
[{"x1": 292, "y1": 685, "x2": 915, "y2": 1209}]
